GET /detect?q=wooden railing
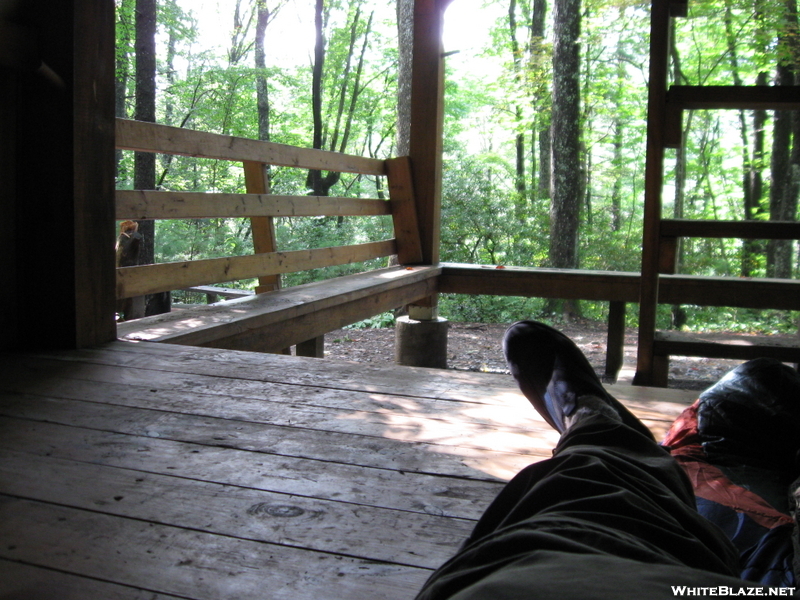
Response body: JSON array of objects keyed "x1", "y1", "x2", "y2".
[{"x1": 115, "y1": 118, "x2": 422, "y2": 300}]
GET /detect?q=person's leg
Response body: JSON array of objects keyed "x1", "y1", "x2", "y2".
[{"x1": 416, "y1": 321, "x2": 743, "y2": 600}]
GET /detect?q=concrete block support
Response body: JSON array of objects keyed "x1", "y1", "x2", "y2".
[{"x1": 395, "y1": 315, "x2": 449, "y2": 369}]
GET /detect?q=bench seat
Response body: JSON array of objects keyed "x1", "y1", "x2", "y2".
[
  {"x1": 654, "y1": 330, "x2": 800, "y2": 363},
  {"x1": 118, "y1": 265, "x2": 441, "y2": 353}
]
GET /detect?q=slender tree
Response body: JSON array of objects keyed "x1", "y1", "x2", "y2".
[
  {"x1": 131, "y1": 0, "x2": 168, "y2": 317},
  {"x1": 397, "y1": 0, "x2": 413, "y2": 156},
  {"x1": 768, "y1": 0, "x2": 800, "y2": 278},
  {"x1": 509, "y1": 0, "x2": 528, "y2": 220},
  {"x1": 549, "y1": 0, "x2": 582, "y2": 317},
  {"x1": 255, "y1": 0, "x2": 273, "y2": 143},
  {"x1": 307, "y1": 0, "x2": 373, "y2": 197},
  {"x1": 115, "y1": 0, "x2": 134, "y2": 179}
]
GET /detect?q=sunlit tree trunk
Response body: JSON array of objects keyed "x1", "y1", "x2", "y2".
[
  {"x1": 531, "y1": 0, "x2": 550, "y2": 203},
  {"x1": 255, "y1": 0, "x2": 272, "y2": 144},
  {"x1": 509, "y1": 0, "x2": 527, "y2": 221},
  {"x1": 396, "y1": 0, "x2": 413, "y2": 156},
  {"x1": 307, "y1": 0, "x2": 371, "y2": 197},
  {"x1": 548, "y1": 0, "x2": 581, "y2": 317},
  {"x1": 768, "y1": 0, "x2": 800, "y2": 278},
  {"x1": 724, "y1": 0, "x2": 767, "y2": 277}
]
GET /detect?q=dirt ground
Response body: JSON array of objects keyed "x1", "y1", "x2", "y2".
[{"x1": 323, "y1": 317, "x2": 751, "y2": 391}]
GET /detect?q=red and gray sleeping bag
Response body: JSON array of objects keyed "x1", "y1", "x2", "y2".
[{"x1": 663, "y1": 357, "x2": 800, "y2": 587}]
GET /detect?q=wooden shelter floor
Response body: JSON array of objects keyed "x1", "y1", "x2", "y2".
[{"x1": 0, "y1": 340, "x2": 699, "y2": 599}]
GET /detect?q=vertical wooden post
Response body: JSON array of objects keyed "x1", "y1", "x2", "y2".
[
  {"x1": 2, "y1": 0, "x2": 117, "y2": 351},
  {"x1": 406, "y1": 0, "x2": 451, "y2": 320},
  {"x1": 408, "y1": 0, "x2": 449, "y2": 268},
  {"x1": 72, "y1": 0, "x2": 117, "y2": 347},
  {"x1": 242, "y1": 161, "x2": 281, "y2": 295},
  {"x1": 604, "y1": 301, "x2": 626, "y2": 383},
  {"x1": 242, "y1": 160, "x2": 291, "y2": 355},
  {"x1": 634, "y1": 0, "x2": 672, "y2": 386},
  {"x1": 386, "y1": 156, "x2": 423, "y2": 265}
]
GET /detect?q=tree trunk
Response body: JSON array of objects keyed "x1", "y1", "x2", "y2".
[
  {"x1": 549, "y1": 0, "x2": 582, "y2": 268},
  {"x1": 610, "y1": 7, "x2": 628, "y2": 233},
  {"x1": 396, "y1": 0, "x2": 413, "y2": 156},
  {"x1": 548, "y1": 0, "x2": 581, "y2": 317},
  {"x1": 115, "y1": 0, "x2": 133, "y2": 179},
  {"x1": 307, "y1": 0, "x2": 368, "y2": 197},
  {"x1": 307, "y1": 0, "x2": 338, "y2": 196},
  {"x1": 725, "y1": 0, "x2": 768, "y2": 276},
  {"x1": 768, "y1": 0, "x2": 800, "y2": 278},
  {"x1": 255, "y1": 0, "x2": 271, "y2": 144},
  {"x1": 670, "y1": 29, "x2": 689, "y2": 328},
  {"x1": 133, "y1": 0, "x2": 165, "y2": 318},
  {"x1": 509, "y1": 0, "x2": 527, "y2": 221},
  {"x1": 530, "y1": 0, "x2": 550, "y2": 202},
  {"x1": 742, "y1": 73, "x2": 767, "y2": 277}
]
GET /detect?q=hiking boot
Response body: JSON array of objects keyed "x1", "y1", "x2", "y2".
[{"x1": 503, "y1": 320, "x2": 654, "y2": 440}]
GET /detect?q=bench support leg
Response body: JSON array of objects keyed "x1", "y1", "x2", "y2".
[
  {"x1": 652, "y1": 354, "x2": 669, "y2": 387},
  {"x1": 296, "y1": 336, "x2": 324, "y2": 358},
  {"x1": 604, "y1": 301, "x2": 626, "y2": 383},
  {"x1": 395, "y1": 313, "x2": 449, "y2": 369}
]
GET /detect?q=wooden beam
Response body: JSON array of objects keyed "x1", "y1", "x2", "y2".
[
  {"x1": 409, "y1": 0, "x2": 448, "y2": 265},
  {"x1": 115, "y1": 190, "x2": 392, "y2": 220},
  {"x1": 439, "y1": 263, "x2": 800, "y2": 310},
  {"x1": 661, "y1": 218, "x2": 800, "y2": 240},
  {"x1": 635, "y1": 0, "x2": 673, "y2": 386},
  {"x1": 658, "y1": 274, "x2": 800, "y2": 310},
  {"x1": 4, "y1": 1, "x2": 116, "y2": 351},
  {"x1": 439, "y1": 264, "x2": 641, "y2": 301},
  {"x1": 386, "y1": 157, "x2": 423, "y2": 265},
  {"x1": 182, "y1": 286, "x2": 254, "y2": 299},
  {"x1": 202, "y1": 277, "x2": 439, "y2": 353},
  {"x1": 296, "y1": 336, "x2": 325, "y2": 358},
  {"x1": 667, "y1": 85, "x2": 800, "y2": 110},
  {"x1": 605, "y1": 301, "x2": 627, "y2": 383},
  {"x1": 116, "y1": 240, "x2": 397, "y2": 299},
  {"x1": 116, "y1": 118, "x2": 386, "y2": 176},
  {"x1": 74, "y1": 1, "x2": 117, "y2": 347}
]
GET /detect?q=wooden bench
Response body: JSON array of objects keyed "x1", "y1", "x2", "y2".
[
  {"x1": 182, "y1": 286, "x2": 255, "y2": 303},
  {"x1": 640, "y1": 219, "x2": 800, "y2": 385},
  {"x1": 653, "y1": 330, "x2": 800, "y2": 363},
  {"x1": 115, "y1": 118, "x2": 430, "y2": 357},
  {"x1": 119, "y1": 264, "x2": 440, "y2": 354}
]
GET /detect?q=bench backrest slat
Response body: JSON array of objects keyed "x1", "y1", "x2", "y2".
[
  {"x1": 116, "y1": 240, "x2": 397, "y2": 299},
  {"x1": 115, "y1": 119, "x2": 422, "y2": 302},
  {"x1": 116, "y1": 118, "x2": 386, "y2": 176},
  {"x1": 116, "y1": 191, "x2": 392, "y2": 220}
]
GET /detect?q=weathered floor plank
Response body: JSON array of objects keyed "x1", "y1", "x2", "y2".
[
  {"x1": 0, "y1": 341, "x2": 696, "y2": 599},
  {"x1": 0, "y1": 559, "x2": 186, "y2": 600},
  {"x1": 0, "y1": 496, "x2": 428, "y2": 600},
  {"x1": 0, "y1": 417, "x2": 501, "y2": 519},
  {"x1": 0, "y1": 448, "x2": 473, "y2": 569}
]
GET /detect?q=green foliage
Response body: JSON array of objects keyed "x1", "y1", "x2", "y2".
[
  {"x1": 345, "y1": 311, "x2": 397, "y2": 329},
  {"x1": 115, "y1": 0, "x2": 800, "y2": 334}
]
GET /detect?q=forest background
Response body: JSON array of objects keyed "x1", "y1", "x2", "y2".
[{"x1": 115, "y1": 0, "x2": 800, "y2": 333}]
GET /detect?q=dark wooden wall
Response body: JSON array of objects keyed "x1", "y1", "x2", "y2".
[{"x1": 1, "y1": 0, "x2": 117, "y2": 352}]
